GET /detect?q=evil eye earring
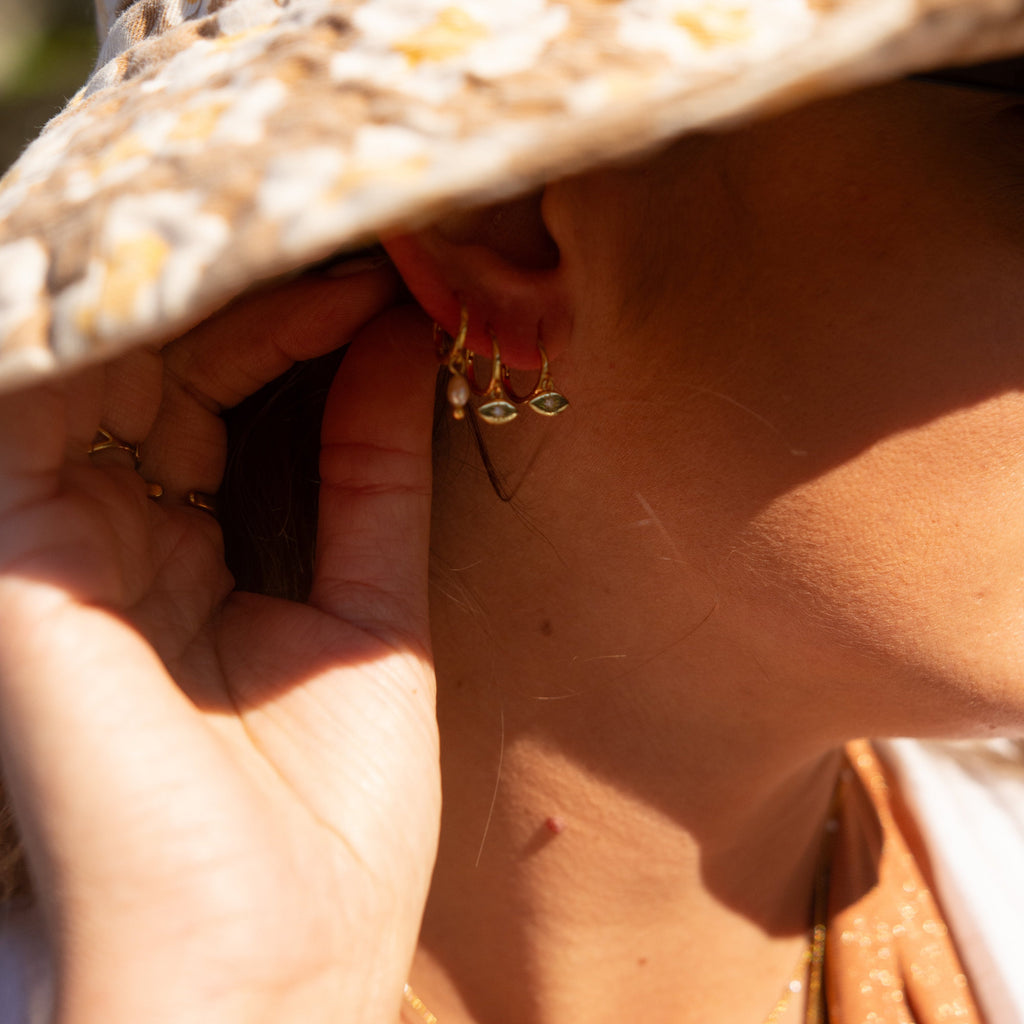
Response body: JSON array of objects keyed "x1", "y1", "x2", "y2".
[
  {"x1": 501, "y1": 340, "x2": 569, "y2": 417},
  {"x1": 472, "y1": 331, "x2": 518, "y2": 425},
  {"x1": 438, "y1": 305, "x2": 569, "y2": 423}
]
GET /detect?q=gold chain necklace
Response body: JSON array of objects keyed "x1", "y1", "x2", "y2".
[
  {"x1": 403, "y1": 796, "x2": 837, "y2": 1024},
  {"x1": 402, "y1": 915, "x2": 826, "y2": 1024},
  {"x1": 762, "y1": 939, "x2": 814, "y2": 1024}
]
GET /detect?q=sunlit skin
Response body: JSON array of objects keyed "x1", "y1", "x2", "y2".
[
  {"x1": 0, "y1": 79, "x2": 1023, "y2": 1024},
  {"x1": 394, "y1": 80, "x2": 1024, "y2": 1024}
]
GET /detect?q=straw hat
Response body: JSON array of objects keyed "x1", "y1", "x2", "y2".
[{"x1": 1, "y1": 0, "x2": 1023, "y2": 393}]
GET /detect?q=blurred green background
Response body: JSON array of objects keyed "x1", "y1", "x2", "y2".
[{"x1": 0, "y1": 0, "x2": 97, "y2": 172}]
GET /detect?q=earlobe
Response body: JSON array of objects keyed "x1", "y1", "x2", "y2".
[{"x1": 382, "y1": 192, "x2": 570, "y2": 370}]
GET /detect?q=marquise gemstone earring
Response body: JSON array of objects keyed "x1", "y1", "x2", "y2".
[
  {"x1": 472, "y1": 331, "x2": 518, "y2": 425},
  {"x1": 502, "y1": 340, "x2": 569, "y2": 416}
]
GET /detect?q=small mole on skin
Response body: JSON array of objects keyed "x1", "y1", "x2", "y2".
[
  {"x1": 545, "y1": 816, "x2": 566, "y2": 835},
  {"x1": 540, "y1": 619, "x2": 553, "y2": 637},
  {"x1": 637, "y1": 957, "x2": 648, "y2": 967}
]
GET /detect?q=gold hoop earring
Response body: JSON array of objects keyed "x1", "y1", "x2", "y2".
[
  {"x1": 437, "y1": 311, "x2": 565, "y2": 424},
  {"x1": 471, "y1": 331, "x2": 518, "y2": 425},
  {"x1": 502, "y1": 340, "x2": 569, "y2": 416},
  {"x1": 438, "y1": 304, "x2": 471, "y2": 420}
]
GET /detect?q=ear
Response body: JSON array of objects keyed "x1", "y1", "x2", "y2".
[{"x1": 382, "y1": 190, "x2": 570, "y2": 369}]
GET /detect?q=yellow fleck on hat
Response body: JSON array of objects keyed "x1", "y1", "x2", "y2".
[{"x1": 1, "y1": 0, "x2": 1023, "y2": 391}]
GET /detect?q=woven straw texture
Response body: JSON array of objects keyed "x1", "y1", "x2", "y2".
[{"x1": 1, "y1": 0, "x2": 1024, "y2": 391}]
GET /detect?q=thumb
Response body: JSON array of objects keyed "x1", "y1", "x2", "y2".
[{"x1": 308, "y1": 305, "x2": 439, "y2": 652}]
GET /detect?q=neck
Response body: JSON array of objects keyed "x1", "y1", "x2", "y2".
[{"x1": 413, "y1": 423, "x2": 843, "y2": 1024}]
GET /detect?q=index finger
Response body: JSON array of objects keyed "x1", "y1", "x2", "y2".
[
  {"x1": 142, "y1": 258, "x2": 399, "y2": 496},
  {"x1": 161, "y1": 256, "x2": 400, "y2": 411}
]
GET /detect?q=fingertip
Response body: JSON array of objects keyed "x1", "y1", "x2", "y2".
[
  {"x1": 163, "y1": 263, "x2": 404, "y2": 410},
  {"x1": 319, "y1": 304, "x2": 439, "y2": 449}
]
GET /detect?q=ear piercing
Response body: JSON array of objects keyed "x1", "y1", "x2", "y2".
[{"x1": 438, "y1": 306, "x2": 569, "y2": 424}]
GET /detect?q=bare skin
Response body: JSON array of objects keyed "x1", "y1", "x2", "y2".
[
  {"x1": 2, "y1": 79, "x2": 1024, "y2": 1024},
  {"x1": 395, "y1": 81, "x2": 1024, "y2": 1023},
  {"x1": 0, "y1": 274, "x2": 442, "y2": 1024}
]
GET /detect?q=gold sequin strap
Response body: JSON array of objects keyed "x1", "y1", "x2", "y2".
[{"x1": 826, "y1": 741, "x2": 980, "y2": 1023}]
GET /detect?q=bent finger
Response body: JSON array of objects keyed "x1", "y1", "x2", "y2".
[
  {"x1": 161, "y1": 260, "x2": 400, "y2": 411},
  {"x1": 308, "y1": 305, "x2": 438, "y2": 649},
  {"x1": 142, "y1": 264, "x2": 399, "y2": 498}
]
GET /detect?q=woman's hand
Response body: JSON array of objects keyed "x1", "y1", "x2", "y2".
[{"x1": 0, "y1": 264, "x2": 442, "y2": 1024}]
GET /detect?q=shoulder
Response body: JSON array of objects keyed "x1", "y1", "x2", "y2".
[
  {"x1": 878, "y1": 738, "x2": 1024, "y2": 1024},
  {"x1": 0, "y1": 900, "x2": 52, "y2": 1024}
]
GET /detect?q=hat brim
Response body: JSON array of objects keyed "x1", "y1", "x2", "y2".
[{"x1": 1, "y1": 0, "x2": 1024, "y2": 393}]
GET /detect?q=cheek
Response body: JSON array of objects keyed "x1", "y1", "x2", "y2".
[{"x1": 721, "y1": 393, "x2": 1024, "y2": 736}]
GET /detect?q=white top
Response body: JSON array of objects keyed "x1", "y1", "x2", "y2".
[
  {"x1": 879, "y1": 739, "x2": 1024, "y2": 1024},
  {"x1": 2, "y1": 740, "x2": 1023, "y2": 1023}
]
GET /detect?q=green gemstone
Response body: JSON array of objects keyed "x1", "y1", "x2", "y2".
[
  {"x1": 477, "y1": 399, "x2": 518, "y2": 424},
  {"x1": 530, "y1": 391, "x2": 570, "y2": 416}
]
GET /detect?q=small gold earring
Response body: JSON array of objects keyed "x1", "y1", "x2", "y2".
[
  {"x1": 502, "y1": 341, "x2": 570, "y2": 416},
  {"x1": 472, "y1": 331, "x2": 518, "y2": 425},
  {"x1": 438, "y1": 304, "x2": 471, "y2": 420}
]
